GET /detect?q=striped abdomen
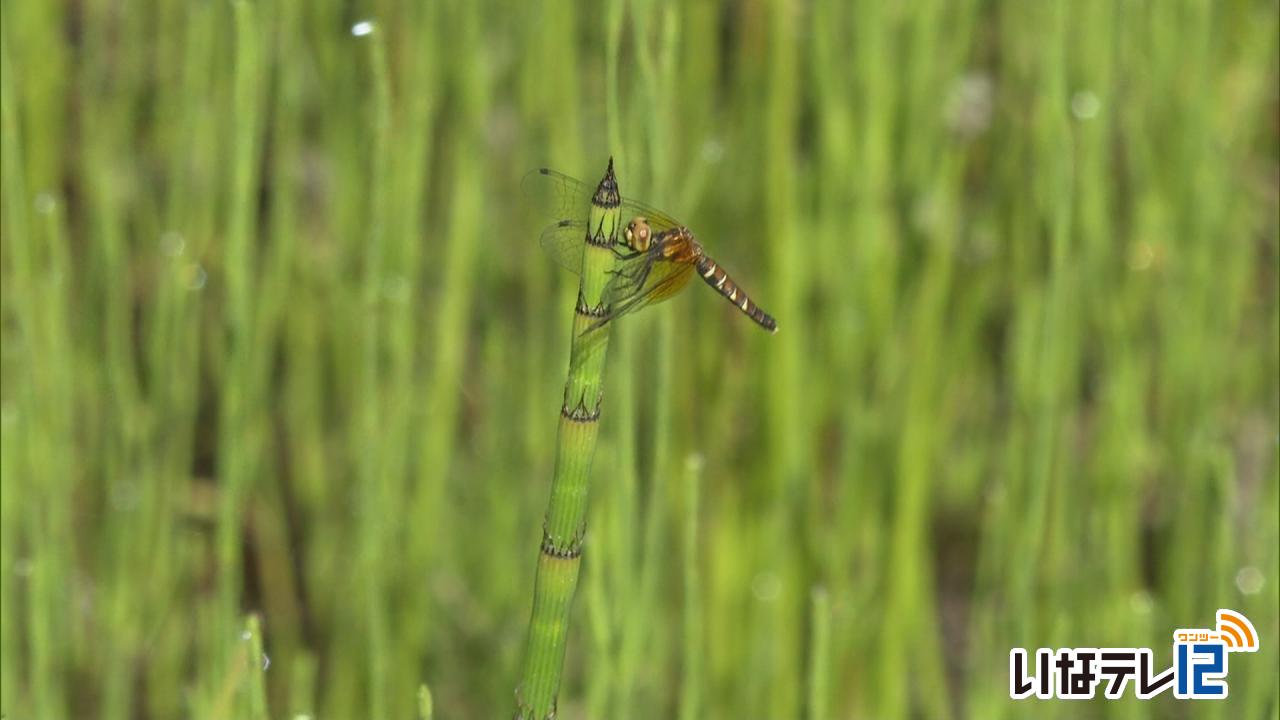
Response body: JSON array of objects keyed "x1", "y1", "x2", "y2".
[{"x1": 695, "y1": 255, "x2": 778, "y2": 333}]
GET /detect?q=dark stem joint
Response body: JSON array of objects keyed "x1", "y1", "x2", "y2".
[
  {"x1": 560, "y1": 395, "x2": 601, "y2": 422},
  {"x1": 575, "y1": 292, "x2": 608, "y2": 318},
  {"x1": 541, "y1": 526, "x2": 584, "y2": 559},
  {"x1": 592, "y1": 162, "x2": 620, "y2": 209},
  {"x1": 513, "y1": 687, "x2": 556, "y2": 720},
  {"x1": 585, "y1": 217, "x2": 614, "y2": 248}
]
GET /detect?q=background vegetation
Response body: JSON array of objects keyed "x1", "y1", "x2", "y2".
[{"x1": 2, "y1": 0, "x2": 1277, "y2": 718}]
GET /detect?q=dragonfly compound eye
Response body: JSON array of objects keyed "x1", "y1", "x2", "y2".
[{"x1": 625, "y1": 216, "x2": 651, "y2": 251}]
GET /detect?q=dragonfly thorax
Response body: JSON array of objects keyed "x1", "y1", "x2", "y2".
[{"x1": 658, "y1": 227, "x2": 702, "y2": 263}]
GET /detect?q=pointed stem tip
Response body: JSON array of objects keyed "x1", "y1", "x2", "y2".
[{"x1": 593, "y1": 157, "x2": 620, "y2": 208}]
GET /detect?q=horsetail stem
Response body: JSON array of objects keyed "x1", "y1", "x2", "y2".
[
  {"x1": 515, "y1": 159, "x2": 622, "y2": 720},
  {"x1": 243, "y1": 615, "x2": 269, "y2": 720}
]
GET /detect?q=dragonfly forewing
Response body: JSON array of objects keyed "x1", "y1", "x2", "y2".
[
  {"x1": 538, "y1": 220, "x2": 591, "y2": 275},
  {"x1": 525, "y1": 167, "x2": 684, "y2": 259},
  {"x1": 527, "y1": 168, "x2": 685, "y2": 278},
  {"x1": 532, "y1": 168, "x2": 682, "y2": 227},
  {"x1": 522, "y1": 168, "x2": 593, "y2": 226}
]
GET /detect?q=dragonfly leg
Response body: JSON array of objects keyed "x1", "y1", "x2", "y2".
[
  {"x1": 611, "y1": 246, "x2": 644, "y2": 261},
  {"x1": 606, "y1": 258, "x2": 648, "y2": 280},
  {"x1": 632, "y1": 262, "x2": 653, "y2": 291}
]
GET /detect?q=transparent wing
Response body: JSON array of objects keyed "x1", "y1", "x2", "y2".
[
  {"x1": 523, "y1": 167, "x2": 685, "y2": 275},
  {"x1": 523, "y1": 167, "x2": 684, "y2": 230},
  {"x1": 591, "y1": 256, "x2": 696, "y2": 331},
  {"x1": 567, "y1": 257, "x2": 696, "y2": 367},
  {"x1": 537, "y1": 219, "x2": 591, "y2": 275},
  {"x1": 536, "y1": 219, "x2": 650, "y2": 277},
  {"x1": 522, "y1": 168, "x2": 591, "y2": 227}
]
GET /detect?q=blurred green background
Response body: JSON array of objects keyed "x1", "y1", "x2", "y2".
[{"x1": 2, "y1": 0, "x2": 1278, "y2": 718}]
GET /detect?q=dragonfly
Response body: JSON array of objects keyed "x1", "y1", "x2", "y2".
[{"x1": 526, "y1": 167, "x2": 779, "y2": 336}]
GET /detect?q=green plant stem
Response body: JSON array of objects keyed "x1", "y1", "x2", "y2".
[
  {"x1": 678, "y1": 455, "x2": 704, "y2": 720},
  {"x1": 516, "y1": 160, "x2": 622, "y2": 720},
  {"x1": 808, "y1": 588, "x2": 830, "y2": 720},
  {"x1": 418, "y1": 684, "x2": 435, "y2": 720},
  {"x1": 215, "y1": 1, "x2": 264, "y2": 699},
  {"x1": 243, "y1": 615, "x2": 269, "y2": 720}
]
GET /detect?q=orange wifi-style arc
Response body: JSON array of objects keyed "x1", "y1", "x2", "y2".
[{"x1": 1217, "y1": 610, "x2": 1258, "y2": 652}]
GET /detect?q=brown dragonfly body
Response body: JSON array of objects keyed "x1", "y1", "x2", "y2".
[{"x1": 622, "y1": 218, "x2": 778, "y2": 333}]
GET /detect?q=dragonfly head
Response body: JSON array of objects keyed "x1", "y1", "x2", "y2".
[{"x1": 624, "y1": 216, "x2": 652, "y2": 252}]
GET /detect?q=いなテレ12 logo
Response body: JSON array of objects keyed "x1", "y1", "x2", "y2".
[{"x1": 1010, "y1": 609, "x2": 1259, "y2": 701}]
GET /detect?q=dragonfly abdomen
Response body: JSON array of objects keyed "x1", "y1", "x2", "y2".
[{"x1": 695, "y1": 255, "x2": 778, "y2": 333}]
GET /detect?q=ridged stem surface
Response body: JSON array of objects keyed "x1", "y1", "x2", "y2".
[{"x1": 517, "y1": 162, "x2": 622, "y2": 720}]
